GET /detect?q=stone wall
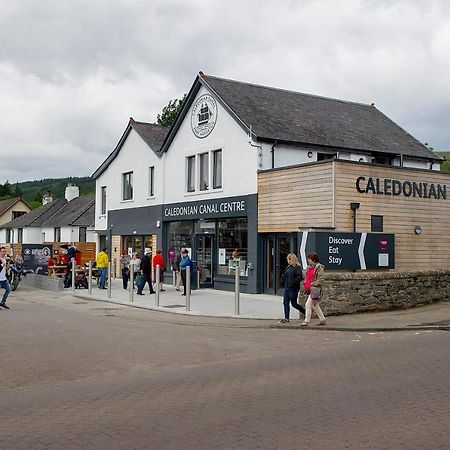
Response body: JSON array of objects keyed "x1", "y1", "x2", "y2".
[{"x1": 317, "y1": 270, "x2": 450, "y2": 315}]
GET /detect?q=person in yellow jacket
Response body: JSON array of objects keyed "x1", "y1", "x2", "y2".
[{"x1": 96, "y1": 248, "x2": 109, "y2": 289}]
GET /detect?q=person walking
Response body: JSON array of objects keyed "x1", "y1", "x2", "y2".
[
  {"x1": 179, "y1": 248, "x2": 192, "y2": 296},
  {"x1": 152, "y1": 249, "x2": 166, "y2": 291},
  {"x1": 121, "y1": 251, "x2": 131, "y2": 289},
  {"x1": 130, "y1": 252, "x2": 141, "y2": 289},
  {"x1": 96, "y1": 248, "x2": 109, "y2": 289},
  {"x1": 137, "y1": 249, "x2": 155, "y2": 295},
  {"x1": 0, "y1": 246, "x2": 11, "y2": 309},
  {"x1": 173, "y1": 248, "x2": 185, "y2": 291},
  {"x1": 278, "y1": 253, "x2": 305, "y2": 323},
  {"x1": 301, "y1": 252, "x2": 326, "y2": 326}
]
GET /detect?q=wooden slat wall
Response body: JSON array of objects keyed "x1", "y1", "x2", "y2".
[
  {"x1": 334, "y1": 161, "x2": 450, "y2": 271},
  {"x1": 258, "y1": 163, "x2": 334, "y2": 232}
]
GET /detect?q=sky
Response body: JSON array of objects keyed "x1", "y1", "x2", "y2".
[{"x1": 1, "y1": 0, "x2": 449, "y2": 183}]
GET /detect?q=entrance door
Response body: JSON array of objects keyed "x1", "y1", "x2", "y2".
[
  {"x1": 265, "y1": 234, "x2": 292, "y2": 295},
  {"x1": 195, "y1": 234, "x2": 214, "y2": 288}
]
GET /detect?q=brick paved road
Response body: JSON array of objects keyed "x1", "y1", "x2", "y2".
[{"x1": 1, "y1": 288, "x2": 449, "y2": 449}]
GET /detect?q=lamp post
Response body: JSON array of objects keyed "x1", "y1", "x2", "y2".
[{"x1": 350, "y1": 202, "x2": 360, "y2": 233}]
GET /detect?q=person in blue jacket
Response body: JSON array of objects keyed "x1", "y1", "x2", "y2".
[{"x1": 179, "y1": 248, "x2": 192, "y2": 296}]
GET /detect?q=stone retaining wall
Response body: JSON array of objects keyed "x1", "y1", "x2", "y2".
[
  {"x1": 22, "y1": 273, "x2": 64, "y2": 292},
  {"x1": 317, "y1": 270, "x2": 450, "y2": 315}
]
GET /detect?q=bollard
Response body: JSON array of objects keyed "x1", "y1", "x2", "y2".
[
  {"x1": 235, "y1": 265, "x2": 240, "y2": 315},
  {"x1": 107, "y1": 262, "x2": 112, "y2": 298},
  {"x1": 197, "y1": 269, "x2": 200, "y2": 290},
  {"x1": 186, "y1": 265, "x2": 191, "y2": 311},
  {"x1": 71, "y1": 257, "x2": 76, "y2": 291},
  {"x1": 129, "y1": 265, "x2": 134, "y2": 302},
  {"x1": 155, "y1": 264, "x2": 160, "y2": 306},
  {"x1": 172, "y1": 266, "x2": 176, "y2": 287},
  {"x1": 88, "y1": 261, "x2": 92, "y2": 295},
  {"x1": 113, "y1": 258, "x2": 117, "y2": 279}
]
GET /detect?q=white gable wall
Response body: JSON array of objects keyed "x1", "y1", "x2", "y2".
[{"x1": 164, "y1": 85, "x2": 258, "y2": 204}]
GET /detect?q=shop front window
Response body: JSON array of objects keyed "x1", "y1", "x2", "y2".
[
  {"x1": 167, "y1": 221, "x2": 193, "y2": 255},
  {"x1": 217, "y1": 218, "x2": 248, "y2": 277}
]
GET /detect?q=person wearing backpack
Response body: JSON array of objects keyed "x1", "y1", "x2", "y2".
[
  {"x1": 278, "y1": 253, "x2": 305, "y2": 323},
  {"x1": 179, "y1": 248, "x2": 193, "y2": 296}
]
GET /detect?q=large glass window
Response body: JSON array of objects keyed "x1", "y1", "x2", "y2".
[
  {"x1": 122, "y1": 172, "x2": 133, "y2": 201},
  {"x1": 199, "y1": 152, "x2": 209, "y2": 191},
  {"x1": 149, "y1": 166, "x2": 155, "y2": 197},
  {"x1": 101, "y1": 186, "x2": 106, "y2": 214},
  {"x1": 217, "y1": 218, "x2": 248, "y2": 276},
  {"x1": 213, "y1": 149, "x2": 222, "y2": 189},
  {"x1": 187, "y1": 156, "x2": 195, "y2": 192},
  {"x1": 167, "y1": 221, "x2": 193, "y2": 255}
]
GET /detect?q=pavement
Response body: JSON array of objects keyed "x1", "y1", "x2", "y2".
[{"x1": 67, "y1": 277, "x2": 450, "y2": 332}]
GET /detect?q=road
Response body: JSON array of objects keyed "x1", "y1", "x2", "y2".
[{"x1": 1, "y1": 287, "x2": 449, "y2": 449}]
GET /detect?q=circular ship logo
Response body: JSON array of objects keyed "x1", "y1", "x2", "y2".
[{"x1": 191, "y1": 94, "x2": 217, "y2": 138}]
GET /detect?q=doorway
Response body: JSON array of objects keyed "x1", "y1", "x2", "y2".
[{"x1": 195, "y1": 234, "x2": 214, "y2": 288}]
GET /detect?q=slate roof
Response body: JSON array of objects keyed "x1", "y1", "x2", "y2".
[
  {"x1": 0, "y1": 197, "x2": 30, "y2": 215},
  {"x1": 162, "y1": 73, "x2": 441, "y2": 161},
  {"x1": 45, "y1": 195, "x2": 95, "y2": 227},
  {"x1": 92, "y1": 118, "x2": 169, "y2": 179}
]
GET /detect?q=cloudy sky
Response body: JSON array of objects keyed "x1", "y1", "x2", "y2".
[{"x1": 1, "y1": 0, "x2": 449, "y2": 183}]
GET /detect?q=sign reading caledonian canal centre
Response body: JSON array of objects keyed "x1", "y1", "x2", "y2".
[
  {"x1": 356, "y1": 176, "x2": 447, "y2": 199},
  {"x1": 298, "y1": 231, "x2": 395, "y2": 270}
]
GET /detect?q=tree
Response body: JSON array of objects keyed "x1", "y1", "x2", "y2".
[
  {"x1": 13, "y1": 182, "x2": 22, "y2": 197},
  {"x1": 156, "y1": 94, "x2": 187, "y2": 127},
  {"x1": 0, "y1": 181, "x2": 12, "y2": 198}
]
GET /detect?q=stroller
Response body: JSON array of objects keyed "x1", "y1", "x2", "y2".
[{"x1": 63, "y1": 270, "x2": 89, "y2": 289}]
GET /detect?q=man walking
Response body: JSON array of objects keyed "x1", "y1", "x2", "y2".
[
  {"x1": 0, "y1": 247, "x2": 11, "y2": 309},
  {"x1": 137, "y1": 249, "x2": 155, "y2": 295},
  {"x1": 96, "y1": 248, "x2": 109, "y2": 289}
]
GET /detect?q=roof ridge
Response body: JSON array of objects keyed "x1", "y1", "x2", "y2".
[{"x1": 203, "y1": 74, "x2": 372, "y2": 108}]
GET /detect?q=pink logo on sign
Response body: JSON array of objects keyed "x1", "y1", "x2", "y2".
[{"x1": 378, "y1": 237, "x2": 388, "y2": 251}]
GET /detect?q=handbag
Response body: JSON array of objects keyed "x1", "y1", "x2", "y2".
[{"x1": 310, "y1": 286, "x2": 321, "y2": 300}]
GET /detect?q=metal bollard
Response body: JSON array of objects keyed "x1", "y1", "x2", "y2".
[
  {"x1": 235, "y1": 266, "x2": 240, "y2": 315},
  {"x1": 155, "y1": 264, "x2": 160, "y2": 306},
  {"x1": 107, "y1": 262, "x2": 112, "y2": 298},
  {"x1": 129, "y1": 265, "x2": 134, "y2": 302},
  {"x1": 172, "y1": 266, "x2": 176, "y2": 287},
  {"x1": 71, "y1": 258, "x2": 76, "y2": 291},
  {"x1": 197, "y1": 269, "x2": 200, "y2": 289},
  {"x1": 113, "y1": 258, "x2": 117, "y2": 279},
  {"x1": 88, "y1": 261, "x2": 92, "y2": 295},
  {"x1": 186, "y1": 266, "x2": 191, "y2": 311}
]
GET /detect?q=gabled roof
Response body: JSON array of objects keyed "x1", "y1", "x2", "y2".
[
  {"x1": 160, "y1": 73, "x2": 442, "y2": 162},
  {"x1": 0, "y1": 197, "x2": 31, "y2": 215},
  {"x1": 0, "y1": 199, "x2": 66, "y2": 229},
  {"x1": 43, "y1": 195, "x2": 95, "y2": 227},
  {"x1": 92, "y1": 118, "x2": 169, "y2": 179}
]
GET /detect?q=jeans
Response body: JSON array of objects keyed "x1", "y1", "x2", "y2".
[
  {"x1": 138, "y1": 274, "x2": 155, "y2": 294},
  {"x1": 283, "y1": 288, "x2": 305, "y2": 320},
  {"x1": 304, "y1": 296, "x2": 326, "y2": 323},
  {"x1": 0, "y1": 279, "x2": 11, "y2": 304},
  {"x1": 98, "y1": 267, "x2": 107, "y2": 289},
  {"x1": 122, "y1": 268, "x2": 129, "y2": 289}
]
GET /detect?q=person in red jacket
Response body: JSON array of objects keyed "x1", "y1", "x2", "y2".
[{"x1": 152, "y1": 249, "x2": 166, "y2": 291}]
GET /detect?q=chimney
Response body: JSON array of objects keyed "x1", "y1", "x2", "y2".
[
  {"x1": 65, "y1": 184, "x2": 79, "y2": 202},
  {"x1": 42, "y1": 190, "x2": 53, "y2": 205}
]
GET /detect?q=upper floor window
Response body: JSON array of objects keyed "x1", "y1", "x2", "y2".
[
  {"x1": 79, "y1": 227, "x2": 87, "y2": 243},
  {"x1": 54, "y1": 227, "x2": 61, "y2": 242},
  {"x1": 101, "y1": 186, "x2": 107, "y2": 214},
  {"x1": 187, "y1": 156, "x2": 195, "y2": 193},
  {"x1": 149, "y1": 166, "x2": 155, "y2": 197},
  {"x1": 199, "y1": 152, "x2": 209, "y2": 191},
  {"x1": 17, "y1": 228, "x2": 23, "y2": 243},
  {"x1": 12, "y1": 211, "x2": 26, "y2": 219},
  {"x1": 212, "y1": 149, "x2": 222, "y2": 189},
  {"x1": 122, "y1": 172, "x2": 133, "y2": 201}
]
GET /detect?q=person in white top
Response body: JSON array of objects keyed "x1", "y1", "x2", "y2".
[{"x1": 0, "y1": 247, "x2": 11, "y2": 309}]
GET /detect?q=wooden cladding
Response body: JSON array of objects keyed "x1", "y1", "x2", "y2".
[{"x1": 258, "y1": 160, "x2": 450, "y2": 271}]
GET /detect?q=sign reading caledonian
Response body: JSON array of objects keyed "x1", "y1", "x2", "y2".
[{"x1": 356, "y1": 176, "x2": 447, "y2": 200}]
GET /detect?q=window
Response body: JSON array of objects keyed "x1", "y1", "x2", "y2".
[
  {"x1": 199, "y1": 152, "x2": 209, "y2": 191},
  {"x1": 17, "y1": 228, "x2": 23, "y2": 243},
  {"x1": 12, "y1": 211, "x2": 26, "y2": 219},
  {"x1": 167, "y1": 222, "x2": 193, "y2": 253},
  {"x1": 101, "y1": 186, "x2": 107, "y2": 214},
  {"x1": 122, "y1": 172, "x2": 133, "y2": 201},
  {"x1": 217, "y1": 218, "x2": 248, "y2": 276},
  {"x1": 6, "y1": 229, "x2": 11, "y2": 243},
  {"x1": 149, "y1": 166, "x2": 155, "y2": 197},
  {"x1": 187, "y1": 156, "x2": 195, "y2": 192},
  {"x1": 54, "y1": 227, "x2": 61, "y2": 242},
  {"x1": 79, "y1": 227, "x2": 87, "y2": 242},
  {"x1": 371, "y1": 215, "x2": 384, "y2": 232},
  {"x1": 212, "y1": 149, "x2": 222, "y2": 189}
]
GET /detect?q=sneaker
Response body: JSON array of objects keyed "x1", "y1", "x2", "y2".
[
  {"x1": 318, "y1": 321, "x2": 327, "y2": 326},
  {"x1": 136, "y1": 293, "x2": 144, "y2": 296},
  {"x1": 0, "y1": 303, "x2": 9, "y2": 309},
  {"x1": 278, "y1": 319, "x2": 290, "y2": 324},
  {"x1": 300, "y1": 322, "x2": 309, "y2": 327}
]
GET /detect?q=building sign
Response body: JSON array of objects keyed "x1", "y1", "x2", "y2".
[
  {"x1": 22, "y1": 244, "x2": 53, "y2": 274},
  {"x1": 163, "y1": 196, "x2": 248, "y2": 220},
  {"x1": 356, "y1": 176, "x2": 447, "y2": 200},
  {"x1": 191, "y1": 94, "x2": 218, "y2": 138},
  {"x1": 298, "y1": 231, "x2": 395, "y2": 270}
]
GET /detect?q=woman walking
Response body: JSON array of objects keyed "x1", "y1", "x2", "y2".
[
  {"x1": 121, "y1": 251, "x2": 131, "y2": 289},
  {"x1": 278, "y1": 253, "x2": 305, "y2": 324},
  {"x1": 152, "y1": 249, "x2": 166, "y2": 291},
  {"x1": 301, "y1": 252, "x2": 326, "y2": 326}
]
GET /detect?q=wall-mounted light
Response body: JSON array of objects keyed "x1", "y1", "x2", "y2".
[
  {"x1": 156, "y1": 220, "x2": 161, "y2": 228},
  {"x1": 350, "y1": 202, "x2": 360, "y2": 233},
  {"x1": 307, "y1": 151, "x2": 313, "y2": 158},
  {"x1": 414, "y1": 225, "x2": 422, "y2": 235}
]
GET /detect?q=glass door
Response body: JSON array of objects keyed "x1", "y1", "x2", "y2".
[
  {"x1": 195, "y1": 234, "x2": 214, "y2": 288},
  {"x1": 265, "y1": 234, "x2": 292, "y2": 295}
]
